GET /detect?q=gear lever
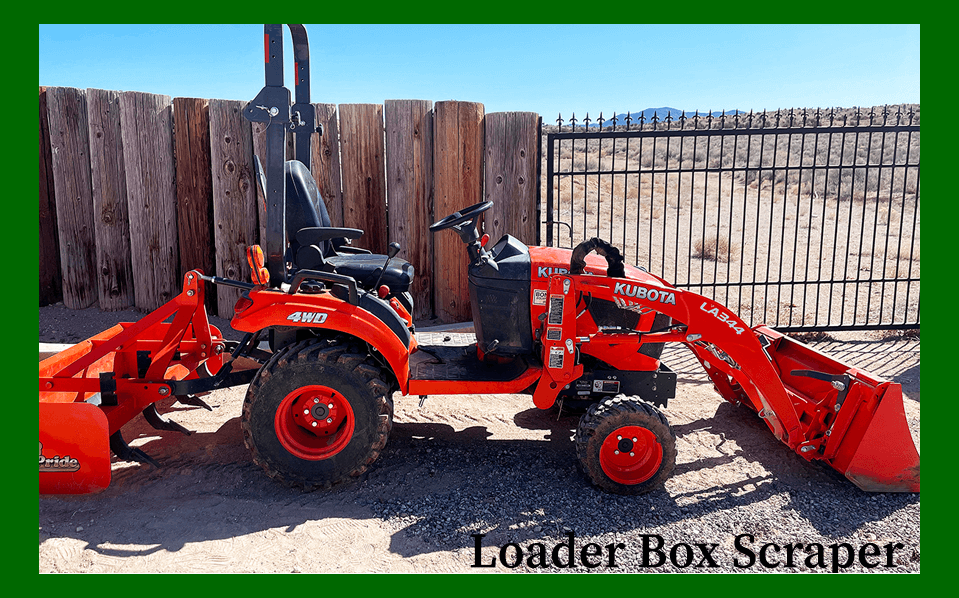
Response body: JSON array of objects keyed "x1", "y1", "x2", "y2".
[{"x1": 373, "y1": 242, "x2": 401, "y2": 293}]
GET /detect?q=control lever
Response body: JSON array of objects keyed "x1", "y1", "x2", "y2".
[{"x1": 373, "y1": 242, "x2": 401, "y2": 293}]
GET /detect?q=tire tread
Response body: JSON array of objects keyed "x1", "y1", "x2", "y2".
[
  {"x1": 574, "y1": 395, "x2": 676, "y2": 495},
  {"x1": 241, "y1": 338, "x2": 393, "y2": 489}
]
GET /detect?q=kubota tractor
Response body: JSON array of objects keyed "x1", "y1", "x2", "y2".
[{"x1": 39, "y1": 24, "x2": 919, "y2": 496}]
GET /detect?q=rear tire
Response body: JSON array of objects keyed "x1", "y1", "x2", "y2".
[
  {"x1": 241, "y1": 337, "x2": 393, "y2": 488},
  {"x1": 575, "y1": 396, "x2": 676, "y2": 495}
]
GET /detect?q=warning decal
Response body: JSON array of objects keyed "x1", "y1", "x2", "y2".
[{"x1": 548, "y1": 347, "x2": 565, "y2": 369}]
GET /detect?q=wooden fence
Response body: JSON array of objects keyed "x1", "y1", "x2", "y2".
[{"x1": 39, "y1": 86, "x2": 541, "y2": 323}]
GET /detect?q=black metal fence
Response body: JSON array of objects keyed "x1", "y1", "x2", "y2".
[{"x1": 542, "y1": 106, "x2": 920, "y2": 332}]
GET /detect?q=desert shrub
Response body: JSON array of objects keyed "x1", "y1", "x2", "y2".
[{"x1": 693, "y1": 235, "x2": 739, "y2": 263}]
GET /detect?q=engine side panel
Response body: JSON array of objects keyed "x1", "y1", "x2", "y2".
[{"x1": 527, "y1": 246, "x2": 670, "y2": 345}]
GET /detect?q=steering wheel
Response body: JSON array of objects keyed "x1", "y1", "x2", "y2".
[{"x1": 429, "y1": 201, "x2": 493, "y2": 233}]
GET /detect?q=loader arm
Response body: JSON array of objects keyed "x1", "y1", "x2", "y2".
[
  {"x1": 537, "y1": 272, "x2": 919, "y2": 492},
  {"x1": 558, "y1": 275, "x2": 801, "y2": 445}
]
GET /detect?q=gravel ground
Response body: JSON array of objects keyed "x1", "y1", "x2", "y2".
[
  {"x1": 366, "y1": 337, "x2": 920, "y2": 574},
  {"x1": 39, "y1": 305, "x2": 919, "y2": 573}
]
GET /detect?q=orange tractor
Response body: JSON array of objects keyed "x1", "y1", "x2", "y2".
[{"x1": 40, "y1": 25, "x2": 919, "y2": 496}]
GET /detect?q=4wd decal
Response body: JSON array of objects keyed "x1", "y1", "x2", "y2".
[
  {"x1": 613, "y1": 283, "x2": 677, "y2": 305},
  {"x1": 287, "y1": 311, "x2": 328, "y2": 324},
  {"x1": 699, "y1": 302, "x2": 745, "y2": 335},
  {"x1": 39, "y1": 442, "x2": 80, "y2": 472}
]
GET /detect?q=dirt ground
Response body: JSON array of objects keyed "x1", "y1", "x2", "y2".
[{"x1": 38, "y1": 304, "x2": 919, "y2": 573}]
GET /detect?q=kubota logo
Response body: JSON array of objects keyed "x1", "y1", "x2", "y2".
[
  {"x1": 39, "y1": 442, "x2": 80, "y2": 472},
  {"x1": 537, "y1": 266, "x2": 569, "y2": 278},
  {"x1": 613, "y1": 283, "x2": 677, "y2": 305}
]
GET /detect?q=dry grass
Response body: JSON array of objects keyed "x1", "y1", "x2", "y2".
[
  {"x1": 789, "y1": 330, "x2": 836, "y2": 343},
  {"x1": 878, "y1": 328, "x2": 920, "y2": 341},
  {"x1": 692, "y1": 236, "x2": 738, "y2": 263}
]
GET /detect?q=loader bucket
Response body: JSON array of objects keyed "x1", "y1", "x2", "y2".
[
  {"x1": 757, "y1": 327, "x2": 919, "y2": 492},
  {"x1": 834, "y1": 383, "x2": 920, "y2": 492}
]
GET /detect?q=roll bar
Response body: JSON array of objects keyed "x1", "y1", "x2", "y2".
[{"x1": 242, "y1": 24, "x2": 318, "y2": 288}]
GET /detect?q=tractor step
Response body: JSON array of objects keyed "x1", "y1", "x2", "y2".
[{"x1": 411, "y1": 332, "x2": 529, "y2": 382}]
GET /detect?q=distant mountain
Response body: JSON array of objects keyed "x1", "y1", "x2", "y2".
[{"x1": 579, "y1": 107, "x2": 745, "y2": 127}]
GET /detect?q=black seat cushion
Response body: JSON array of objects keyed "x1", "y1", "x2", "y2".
[
  {"x1": 284, "y1": 160, "x2": 415, "y2": 294},
  {"x1": 326, "y1": 254, "x2": 414, "y2": 294}
]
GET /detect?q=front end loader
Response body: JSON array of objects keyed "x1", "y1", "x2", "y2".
[{"x1": 39, "y1": 24, "x2": 919, "y2": 496}]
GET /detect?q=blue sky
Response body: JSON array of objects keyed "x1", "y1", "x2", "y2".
[{"x1": 39, "y1": 24, "x2": 919, "y2": 122}]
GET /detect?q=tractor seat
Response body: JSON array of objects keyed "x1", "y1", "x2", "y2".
[{"x1": 282, "y1": 160, "x2": 415, "y2": 295}]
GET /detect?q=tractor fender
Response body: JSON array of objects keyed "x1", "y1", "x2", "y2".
[{"x1": 231, "y1": 288, "x2": 413, "y2": 391}]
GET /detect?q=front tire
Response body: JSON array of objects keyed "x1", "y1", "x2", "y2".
[
  {"x1": 241, "y1": 338, "x2": 393, "y2": 488},
  {"x1": 575, "y1": 396, "x2": 676, "y2": 495}
]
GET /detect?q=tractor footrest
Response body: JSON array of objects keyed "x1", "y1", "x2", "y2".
[{"x1": 412, "y1": 333, "x2": 528, "y2": 382}]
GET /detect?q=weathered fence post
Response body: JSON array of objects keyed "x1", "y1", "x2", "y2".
[
  {"x1": 87, "y1": 88, "x2": 134, "y2": 311},
  {"x1": 39, "y1": 87, "x2": 63, "y2": 306},
  {"x1": 484, "y1": 111, "x2": 541, "y2": 246},
  {"x1": 173, "y1": 97, "x2": 217, "y2": 312},
  {"x1": 339, "y1": 103, "x2": 388, "y2": 255},
  {"x1": 312, "y1": 103, "x2": 344, "y2": 228},
  {"x1": 46, "y1": 86, "x2": 98, "y2": 309},
  {"x1": 39, "y1": 88, "x2": 540, "y2": 323},
  {"x1": 209, "y1": 99, "x2": 258, "y2": 318},
  {"x1": 119, "y1": 91, "x2": 179, "y2": 312},
  {"x1": 433, "y1": 100, "x2": 485, "y2": 323},
  {"x1": 385, "y1": 99, "x2": 434, "y2": 320}
]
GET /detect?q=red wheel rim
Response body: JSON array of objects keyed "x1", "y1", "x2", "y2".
[
  {"x1": 274, "y1": 385, "x2": 354, "y2": 460},
  {"x1": 598, "y1": 425, "x2": 663, "y2": 485}
]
